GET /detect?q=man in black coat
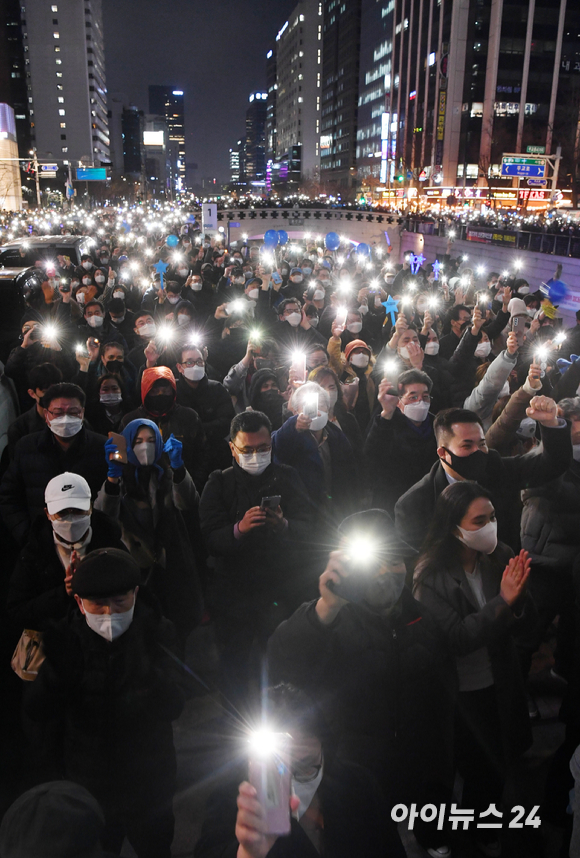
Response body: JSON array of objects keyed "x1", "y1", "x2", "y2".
[
  {"x1": 365, "y1": 369, "x2": 438, "y2": 514},
  {"x1": 25, "y1": 549, "x2": 184, "y2": 858},
  {"x1": 7, "y1": 471, "x2": 126, "y2": 634},
  {"x1": 175, "y1": 344, "x2": 234, "y2": 472},
  {"x1": 267, "y1": 510, "x2": 456, "y2": 856},
  {"x1": 199, "y1": 410, "x2": 313, "y2": 704},
  {"x1": 395, "y1": 401, "x2": 572, "y2": 553},
  {"x1": 0, "y1": 383, "x2": 107, "y2": 546},
  {"x1": 6, "y1": 361, "x2": 62, "y2": 459}
]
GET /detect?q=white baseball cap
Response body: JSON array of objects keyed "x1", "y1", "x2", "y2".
[{"x1": 45, "y1": 472, "x2": 91, "y2": 515}]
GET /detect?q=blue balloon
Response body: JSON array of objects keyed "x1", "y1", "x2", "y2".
[
  {"x1": 325, "y1": 231, "x2": 340, "y2": 251},
  {"x1": 357, "y1": 242, "x2": 371, "y2": 257},
  {"x1": 277, "y1": 229, "x2": 289, "y2": 245},
  {"x1": 121, "y1": 221, "x2": 130, "y2": 233},
  {"x1": 264, "y1": 229, "x2": 279, "y2": 247},
  {"x1": 166, "y1": 234, "x2": 179, "y2": 247},
  {"x1": 548, "y1": 279, "x2": 568, "y2": 304}
]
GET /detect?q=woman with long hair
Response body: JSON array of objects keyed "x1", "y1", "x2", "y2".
[{"x1": 413, "y1": 481, "x2": 535, "y2": 858}]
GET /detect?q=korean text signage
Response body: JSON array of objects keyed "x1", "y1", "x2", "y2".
[
  {"x1": 435, "y1": 91, "x2": 446, "y2": 166},
  {"x1": 466, "y1": 226, "x2": 517, "y2": 247},
  {"x1": 76, "y1": 167, "x2": 107, "y2": 181},
  {"x1": 500, "y1": 155, "x2": 546, "y2": 178}
]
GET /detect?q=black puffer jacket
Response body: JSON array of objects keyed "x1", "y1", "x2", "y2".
[
  {"x1": 0, "y1": 427, "x2": 107, "y2": 546},
  {"x1": 7, "y1": 509, "x2": 126, "y2": 633},
  {"x1": 267, "y1": 588, "x2": 456, "y2": 803},
  {"x1": 25, "y1": 592, "x2": 184, "y2": 814},
  {"x1": 521, "y1": 462, "x2": 580, "y2": 568}
]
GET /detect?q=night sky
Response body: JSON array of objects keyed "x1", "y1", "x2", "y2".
[{"x1": 102, "y1": 0, "x2": 297, "y2": 184}]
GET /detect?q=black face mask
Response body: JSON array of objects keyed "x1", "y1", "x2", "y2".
[
  {"x1": 255, "y1": 390, "x2": 284, "y2": 429},
  {"x1": 145, "y1": 393, "x2": 174, "y2": 416},
  {"x1": 441, "y1": 448, "x2": 488, "y2": 482},
  {"x1": 105, "y1": 359, "x2": 124, "y2": 374}
]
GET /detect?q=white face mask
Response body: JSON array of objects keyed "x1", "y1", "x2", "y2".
[
  {"x1": 82, "y1": 277, "x2": 92, "y2": 286},
  {"x1": 177, "y1": 314, "x2": 190, "y2": 327},
  {"x1": 527, "y1": 308, "x2": 536, "y2": 318},
  {"x1": 308, "y1": 316, "x2": 319, "y2": 328},
  {"x1": 87, "y1": 315, "x2": 104, "y2": 328},
  {"x1": 286, "y1": 312, "x2": 301, "y2": 327},
  {"x1": 350, "y1": 352, "x2": 369, "y2": 368},
  {"x1": 313, "y1": 290, "x2": 325, "y2": 301},
  {"x1": 399, "y1": 345, "x2": 411, "y2": 360},
  {"x1": 309, "y1": 411, "x2": 328, "y2": 431},
  {"x1": 237, "y1": 450, "x2": 271, "y2": 475},
  {"x1": 82, "y1": 599, "x2": 135, "y2": 642},
  {"x1": 475, "y1": 340, "x2": 491, "y2": 358},
  {"x1": 95, "y1": 275, "x2": 105, "y2": 284},
  {"x1": 112, "y1": 291, "x2": 125, "y2": 300},
  {"x1": 76, "y1": 293, "x2": 86, "y2": 304},
  {"x1": 403, "y1": 400, "x2": 430, "y2": 423},
  {"x1": 248, "y1": 288, "x2": 260, "y2": 300},
  {"x1": 456, "y1": 520, "x2": 498, "y2": 555},
  {"x1": 190, "y1": 280, "x2": 202, "y2": 291},
  {"x1": 326, "y1": 389, "x2": 338, "y2": 409},
  {"x1": 291, "y1": 275, "x2": 303, "y2": 284},
  {"x1": 134, "y1": 441, "x2": 156, "y2": 466},
  {"x1": 416, "y1": 300, "x2": 428, "y2": 314},
  {"x1": 48, "y1": 415, "x2": 83, "y2": 438},
  {"x1": 573, "y1": 444, "x2": 580, "y2": 463},
  {"x1": 424, "y1": 341, "x2": 440, "y2": 356},
  {"x1": 347, "y1": 322, "x2": 363, "y2": 334},
  {"x1": 177, "y1": 268, "x2": 188, "y2": 277},
  {"x1": 52, "y1": 514, "x2": 90, "y2": 544},
  {"x1": 138, "y1": 322, "x2": 156, "y2": 338},
  {"x1": 82, "y1": 261, "x2": 93, "y2": 270},
  {"x1": 166, "y1": 295, "x2": 180, "y2": 304},
  {"x1": 358, "y1": 304, "x2": 369, "y2": 316},
  {"x1": 100, "y1": 392, "x2": 122, "y2": 405},
  {"x1": 184, "y1": 365, "x2": 205, "y2": 381}
]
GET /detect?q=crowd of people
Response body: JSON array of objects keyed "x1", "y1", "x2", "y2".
[{"x1": 0, "y1": 208, "x2": 579, "y2": 858}]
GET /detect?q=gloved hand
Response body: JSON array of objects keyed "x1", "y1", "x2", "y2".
[
  {"x1": 105, "y1": 437, "x2": 124, "y2": 479},
  {"x1": 556, "y1": 355, "x2": 580, "y2": 374},
  {"x1": 163, "y1": 434, "x2": 183, "y2": 470}
]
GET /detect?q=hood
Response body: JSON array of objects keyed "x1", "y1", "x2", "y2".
[
  {"x1": 344, "y1": 339, "x2": 371, "y2": 362},
  {"x1": 248, "y1": 368, "x2": 279, "y2": 406},
  {"x1": 141, "y1": 365, "x2": 176, "y2": 403},
  {"x1": 122, "y1": 418, "x2": 164, "y2": 474}
]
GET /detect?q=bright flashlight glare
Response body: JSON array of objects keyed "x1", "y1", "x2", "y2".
[
  {"x1": 479, "y1": 293, "x2": 490, "y2": 305},
  {"x1": 535, "y1": 346, "x2": 549, "y2": 361},
  {"x1": 43, "y1": 325, "x2": 57, "y2": 340},
  {"x1": 428, "y1": 297, "x2": 439, "y2": 309},
  {"x1": 229, "y1": 299, "x2": 246, "y2": 315},
  {"x1": 75, "y1": 342, "x2": 85, "y2": 354},
  {"x1": 345, "y1": 536, "x2": 378, "y2": 566},
  {"x1": 502, "y1": 270, "x2": 509, "y2": 277},
  {"x1": 554, "y1": 332, "x2": 567, "y2": 345},
  {"x1": 383, "y1": 359, "x2": 397, "y2": 377},
  {"x1": 477, "y1": 266, "x2": 486, "y2": 277},
  {"x1": 250, "y1": 329, "x2": 262, "y2": 343},
  {"x1": 157, "y1": 326, "x2": 174, "y2": 343},
  {"x1": 514, "y1": 259, "x2": 522, "y2": 270},
  {"x1": 401, "y1": 295, "x2": 413, "y2": 307},
  {"x1": 449, "y1": 231, "x2": 456, "y2": 239},
  {"x1": 338, "y1": 280, "x2": 352, "y2": 294},
  {"x1": 130, "y1": 261, "x2": 140, "y2": 271},
  {"x1": 248, "y1": 730, "x2": 279, "y2": 756}
]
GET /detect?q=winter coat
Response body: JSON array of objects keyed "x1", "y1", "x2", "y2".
[
  {"x1": 520, "y1": 461, "x2": 580, "y2": 569},
  {"x1": 175, "y1": 374, "x2": 234, "y2": 471},
  {"x1": 25, "y1": 593, "x2": 184, "y2": 814},
  {"x1": 272, "y1": 415, "x2": 359, "y2": 524},
  {"x1": 267, "y1": 589, "x2": 456, "y2": 803},
  {"x1": 395, "y1": 421, "x2": 572, "y2": 552},
  {"x1": 0, "y1": 426, "x2": 107, "y2": 546},
  {"x1": 413, "y1": 543, "x2": 534, "y2": 761},
  {"x1": 462, "y1": 349, "x2": 518, "y2": 430},
  {"x1": 199, "y1": 461, "x2": 313, "y2": 618},
  {"x1": 364, "y1": 409, "x2": 438, "y2": 514},
  {"x1": 6, "y1": 405, "x2": 45, "y2": 459},
  {"x1": 6, "y1": 509, "x2": 126, "y2": 633},
  {"x1": 485, "y1": 382, "x2": 537, "y2": 454}
]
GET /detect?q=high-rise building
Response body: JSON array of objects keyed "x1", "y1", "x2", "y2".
[
  {"x1": 229, "y1": 138, "x2": 245, "y2": 184},
  {"x1": 22, "y1": 0, "x2": 110, "y2": 166},
  {"x1": 0, "y1": 0, "x2": 31, "y2": 160},
  {"x1": 274, "y1": 0, "x2": 322, "y2": 182},
  {"x1": 245, "y1": 92, "x2": 268, "y2": 184},
  {"x1": 380, "y1": 0, "x2": 580, "y2": 195},
  {"x1": 319, "y1": 0, "x2": 362, "y2": 197},
  {"x1": 143, "y1": 115, "x2": 170, "y2": 198},
  {"x1": 148, "y1": 86, "x2": 186, "y2": 192},
  {"x1": 265, "y1": 44, "x2": 277, "y2": 161},
  {"x1": 122, "y1": 105, "x2": 144, "y2": 178}
]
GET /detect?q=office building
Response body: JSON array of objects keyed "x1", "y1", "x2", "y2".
[
  {"x1": 380, "y1": 0, "x2": 580, "y2": 196},
  {"x1": 143, "y1": 115, "x2": 170, "y2": 198},
  {"x1": 148, "y1": 86, "x2": 186, "y2": 192},
  {"x1": 245, "y1": 92, "x2": 268, "y2": 183},
  {"x1": 229, "y1": 138, "x2": 244, "y2": 184},
  {"x1": 0, "y1": 104, "x2": 22, "y2": 209},
  {"x1": 266, "y1": 44, "x2": 277, "y2": 161},
  {"x1": 0, "y1": 0, "x2": 31, "y2": 161},
  {"x1": 22, "y1": 0, "x2": 110, "y2": 166},
  {"x1": 319, "y1": 0, "x2": 362, "y2": 197},
  {"x1": 122, "y1": 105, "x2": 144, "y2": 177},
  {"x1": 274, "y1": 0, "x2": 322, "y2": 182}
]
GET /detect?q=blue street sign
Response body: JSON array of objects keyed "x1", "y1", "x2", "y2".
[
  {"x1": 501, "y1": 163, "x2": 546, "y2": 178},
  {"x1": 527, "y1": 178, "x2": 547, "y2": 187}
]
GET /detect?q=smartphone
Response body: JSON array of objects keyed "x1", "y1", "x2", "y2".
[
  {"x1": 260, "y1": 495, "x2": 281, "y2": 511},
  {"x1": 60, "y1": 282, "x2": 71, "y2": 293},
  {"x1": 29, "y1": 326, "x2": 42, "y2": 343},
  {"x1": 303, "y1": 393, "x2": 319, "y2": 419},
  {"x1": 511, "y1": 315, "x2": 525, "y2": 347},
  {"x1": 291, "y1": 352, "x2": 306, "y2": 384},
  {"x1": 271, "y1": 271, "x2": 282, "y2": 285},
  {"x1": 249, "y1": 733, "x2": 292, "y2": 836},
  {"x1": 327, "y1": 575, "x2": 369, "y2": 605},
  {"x1": 107, "y1": 431, "x2": 127, "y2": 463}
]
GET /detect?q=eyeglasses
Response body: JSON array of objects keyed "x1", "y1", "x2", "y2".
[
  {"x1": 402, "y1": 393, "x2": 431, "y2": 403},
  {"x1": 47, "y1": 408, "x2": 83, "y2": 418},
  {"x1": 182, "y1": 359, "x2": 204, "y2": 368},
  {"x1": 232, "y1": 443, "x2": 272, "y2": 455}
]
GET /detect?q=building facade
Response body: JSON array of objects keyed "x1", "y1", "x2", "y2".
[
  {"x1": 143, "y1": 115, "x2": 170, "y2": 198},
  {"x1": 148, "y1": 86, "x2": 186, "y2": 192},
  {"x1": 22, "y1": 0, "x2": 110, "y2": 167},
  {"x1": 245, "y1": 92, "x2": 268, "y2": 184}
]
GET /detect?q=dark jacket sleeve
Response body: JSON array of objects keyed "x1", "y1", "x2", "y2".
[
  {"x1": 551, "y1": 359, "x2": 580, "y2": 402},
  {"x1": 268, "y1": 600, "x2": 341, "y2": 688},
  {"x1": 199, "y1": 471, "x2": 239, "y2": 555},
  {"x1": 499, "y1": 420, "x2": 571, "y2": 489},
  {"x1": 7, "y1": 549, "x2": 70, "y2": 632},
  {"x1": 483, "y1": 308, "x2": 509, "y2": 342},
  {"x1": 0, "y1": 447, "x2": 30, "y2": 544},
  {"x1": 278, "y1": 466, "x2": 315, "y2": 543}
]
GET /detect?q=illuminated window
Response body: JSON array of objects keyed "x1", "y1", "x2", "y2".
[
  {"x1": 61, "y1": 147, "x2": 68, "y2": 152},
  {"x1": 60, "y1": 122, "x2": 66, "y2": 128},
  {"x1": 55, "y1": 59, "x2": 61, "y2": 64},
  {"x1": 59, "y1": 108, "x2": 65, "y2": 115},
  {"x1": 58, "y1": 96, "x2": 64, "y2": 103},
  {"x1": 53, "y1": 32, "x2": 59, "y2": 38},
  {"x1": 56, "y1": 72, "x2": 62, "y2": 77},
  {"x1": 51, "y1": 4, "x2": 58, "y2": 9}
]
